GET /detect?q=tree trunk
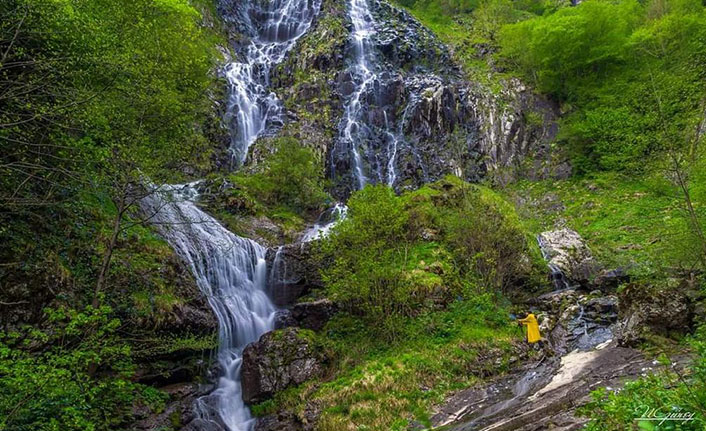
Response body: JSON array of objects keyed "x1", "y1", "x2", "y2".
[
  {"x1": 93, "y1": 197, "x2": 125, "y2": 308},
  {"x1": 671, "y1": 155, "x2": 706, "y2": 268}
]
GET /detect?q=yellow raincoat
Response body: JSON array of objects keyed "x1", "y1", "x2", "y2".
[{"x1": 518, "y1": 313, "x2": 541, "y2": 343}]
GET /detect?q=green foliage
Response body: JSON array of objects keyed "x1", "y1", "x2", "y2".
[
  {"x1": 232, "y1": 137, "x2": 330, "y2": 215},
  {"x1": 499, "y1": 0, "x2": 641, "y2": 97},
  {"x1": 0, "y1": 0, "x2": 223, "y2": 305},
  {"x1": 499, "y1": 0, "x2": 706, "y2": 173},
  {"x1": 254, "y1": 294, "x2": 519, "y2": 431},
  {"x1": 320, "y1": 185, "x2": 416, "y2": 337},
  {"x1": 319, "y1": 178, "x2": 540, "y2": 338},
  {"x1": 580, "y1": 326, "x2": 706, "y2": 430},
  {"x1": 0, "y1": 306, "x2": 159, "y2": 431}
]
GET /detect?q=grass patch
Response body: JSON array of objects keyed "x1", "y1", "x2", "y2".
[
  {"x1": 501, "y1": 172, "x2": 700, "y2": 278},
  {"x1": 252, "y1": 295, "x2": 524, "y2": 430}
]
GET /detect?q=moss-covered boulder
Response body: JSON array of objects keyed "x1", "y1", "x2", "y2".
[{"x1": 241, "y1": 328, "x2": 326, "y2": 404}]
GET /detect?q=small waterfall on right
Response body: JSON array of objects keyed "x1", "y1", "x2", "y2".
[
  {"x1": 537, "y1": 234, "x2": 571, "y2": 291},
  {"x1": 141, "y1": 184, "x2": 276, "y2": 431}
]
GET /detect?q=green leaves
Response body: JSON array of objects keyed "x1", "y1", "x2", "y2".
[
  {"x1": 0, "y1": 305, "x2": 148, "y2": 431},
  {"x1": 233, "y1": 137, "x2": 330, "y2": 215},
  {"x1": 498, "y1": 0, "x2": 706, "y2": 174}
]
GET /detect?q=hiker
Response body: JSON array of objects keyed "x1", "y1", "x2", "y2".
[{"x1": 517, "y1": 313, "x2": 541, "y2": 344}]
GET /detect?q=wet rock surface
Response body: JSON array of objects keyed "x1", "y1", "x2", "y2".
[
  {"x1": 438, "y1": 346, "x2": 664, "y2": 431},
  {"x1": 616, "y1": 280, "x2": 702, "y2": 346},
  {"x1": 291, "y1": 298, "x2": 338, "y2": 331},
  {"x1": 241, "y1": 327, "x2": 326, "y2": 404},
  {"x1": 435, "y1": 284, "x2": 676, "y2": 431},
  {"x1": 537, "y1": 228, "x2": 601, "y2": 285},
  {"x1": 266, "y1": 243, "x2": 323, "y2": 306}
]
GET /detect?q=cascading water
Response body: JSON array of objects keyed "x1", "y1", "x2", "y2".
[
  {"x1": 222, "y1": 0, "x2": 322, "y2": 164},
  {"x1": 140, "y1": 184, "x2": 276, "y2": 431},
  {"x1": 301, "y1": 203, "x2": 348, "y2": 242},
  {"x1": 333, "y1": 0, "x2": 430, "y2": 191},
  {"x1": 336, "y1": 0, "x2": 378, "y2": 189},
  {"x1": 537, "y1": 234, "x2": 571, "y2": 291}
]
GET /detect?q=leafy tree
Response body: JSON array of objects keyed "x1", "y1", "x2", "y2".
[{"x1": 0, "y1": 0, "x2": 219, "y2": 307}]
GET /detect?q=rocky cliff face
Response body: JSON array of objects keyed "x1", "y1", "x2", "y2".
[{"x1": 253, "y1": 0, "x2": 565, "y2": 198}]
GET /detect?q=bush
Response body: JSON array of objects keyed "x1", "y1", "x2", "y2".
[
  {"x1": 319, "y1": 178, "x2": 539, "y2": 338},
  {"x1": 233, "y1": 137, "x2": 330, "y2": 214},
  {"x1": 498, "y1": 0, "x2": 706, "y2": 174},
  {"x1": 0, "y1": 306, "x2": 158, "y2": 431}
]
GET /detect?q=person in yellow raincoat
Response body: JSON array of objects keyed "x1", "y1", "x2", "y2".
[{"x1": 518, "y1": 313, "x2": 541, "y2": 343}]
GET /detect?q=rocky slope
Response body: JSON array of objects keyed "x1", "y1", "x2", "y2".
[{"x1": 253, "y1": 0, "x2": 566, "y2": 197}]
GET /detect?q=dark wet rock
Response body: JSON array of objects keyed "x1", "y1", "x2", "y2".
[
  {"x1": 291, "y1": 299, "x2": 338, "y2": 331},
  {"x1": 241, "y1": 327, "x2": 326, "y2": 404},
  {"x1": 592, "y1": 267, "x2": 629, "y2": 290},
  {"x1": 266, "y1": 244, "x2": 323, "y2": 306},
  {"x1": 537, "y1": 229, "x2": 601, "y2": 285},
  {"x1": 133, "y1": 383, "x2": 218, "y2": 431},
  {"x1": 533, "y1": 289, "x2": 617, "y2": 354},
  {"x1": 274, "y1": 309, "x2": 297, "y2": 329},
  {"x1": 616, "y1": 281, "x2": 701, "y2": 346}
]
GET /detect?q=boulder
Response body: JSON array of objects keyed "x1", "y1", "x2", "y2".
[
  {"x1": 291, "y1": 299, "x2": 338, "y2": 331},
  {"x1": 273, "y1": 309, "x2": 297, "y2": 330},
  {"x1": 537, "y1": 228, "x2": 601, "y2": 285},
  {"x1": 241, "y1": 328, "x2": 326, "y2": 404},
  {"x1": 592, "y1": 267, "x2": 629, "y2": 290},
  {"x1": 266, "y1": 244, "x2": 323, "y2": 306},
  {"x1": 255, "y1": 405, "x2": 321, "y2": 431},
  {"x1": 616, "y1": 281, "x2": 698, "y2": 346}
]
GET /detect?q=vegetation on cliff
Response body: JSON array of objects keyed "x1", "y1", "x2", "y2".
[{"x1": 0, "y1": 0, "x2": 224, "y2": 429}]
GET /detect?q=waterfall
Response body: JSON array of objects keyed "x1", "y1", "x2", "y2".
[
  {"x1": 332, "y1": 0, "x2": 423, "y2": 191},
  {"x1": 536, "y1": 235, "x2": 571, "y2": 291},
  {"x1": 335, "y1": 0, "x2": 378, "y2": 189},
  {"x1": 222, "y1": 0, "x2": 322, "y2": 165},
  {"x1": 141, "y1": 184, "x2": 276, "y2": 431},
  {"x1": 301, "y1": 203, "x2": 348, "y2": 242}
]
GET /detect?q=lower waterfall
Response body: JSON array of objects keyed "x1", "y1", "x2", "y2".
[{"x1": 141, "y1": 183, "x2": 276, "y2": 431}]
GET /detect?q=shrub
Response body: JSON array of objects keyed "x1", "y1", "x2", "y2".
[
  {"x1": 233, "y1": 137, "x2": 330, "y2": 214},
  {"x1": 0, "y1": 306, "x2": 157, "y2": 431}
]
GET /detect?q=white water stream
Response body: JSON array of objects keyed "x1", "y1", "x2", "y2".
[
  {"x1": 141, "y1": 184, "x2": 276, "y2": 430},
  {"x1": 337, "y1": 0, "x2": 378, "y2": 188},
  {"x1": 224, "y1": 0, "x2": 322, "y2": 164},
  {"x1": 141, "y1": 1, "x2": 323, "y2": 429}
]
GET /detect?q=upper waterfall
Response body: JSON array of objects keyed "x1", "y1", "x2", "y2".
[
  {"x1": 221, "y1": 0, "x2": 322, "y2": 165},
  {"x1": 330, "y1": 0, "x2": 436, "y2": 193}
]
